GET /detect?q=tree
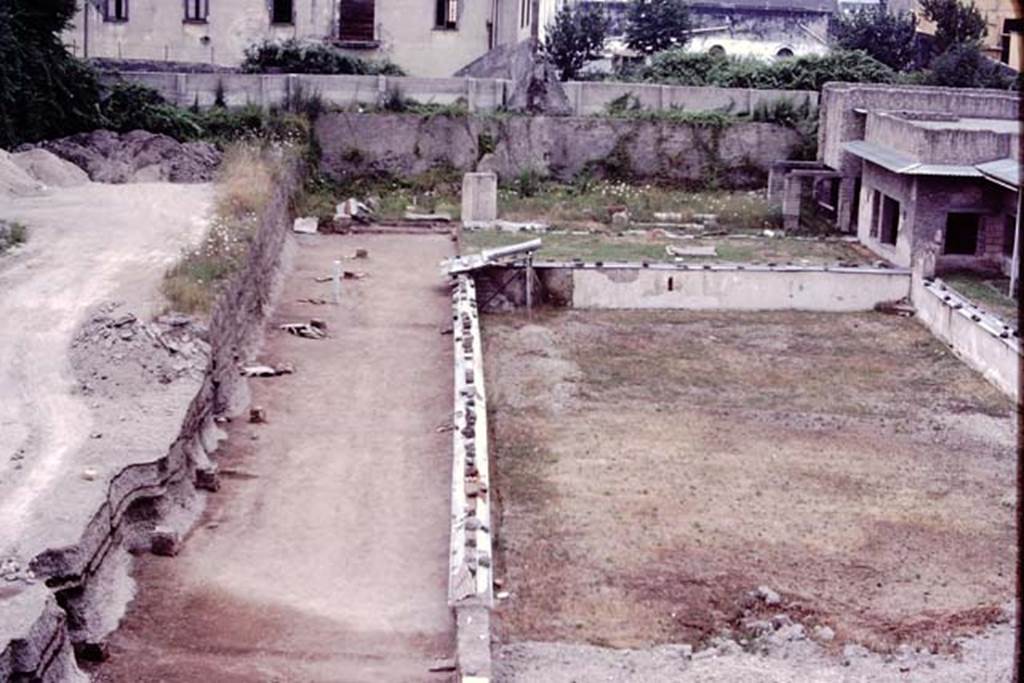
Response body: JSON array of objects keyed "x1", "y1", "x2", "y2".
[
  {"x1": 927, "y1": 42, "x2": 1013, "y2": 88},
  {"x1": 625, "y1": 0, "x2": 692, "y2": 56},
  {"x1": 0, "y1": 0, "x2": 102, "y2": 148},
  {"x1": 919, "y1": 0, "x2": 987, "y2": 54},
  {"x1": 832, "y1": 6, "x2": 918, "y2": 71},
  {"x1": 543, "y1": 3, "x2": 609, "y2": 81}
]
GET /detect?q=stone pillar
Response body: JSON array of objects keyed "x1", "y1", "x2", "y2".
[
  {"x1": 782, "y1": 173, "x2": 803, "y2": 233},
  {"x1": 835, "y1": 175, "x2": 858, "y2": 234},
  {"x1": 462, "y1": 172, "x2": 498, "y2": 228}
]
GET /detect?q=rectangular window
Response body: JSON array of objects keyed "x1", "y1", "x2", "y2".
[
  {"x1": 944, "y1": 212, "x2": 981, "y2": 255},
  {"x1": 339, "y1": 0, "x2": 375, "y2": 41},
  {"x1": 436, "y1": 0, "x2": 458, "y2": 29},
  {"x1": 104, "y1": 0, "x2": 128, "y2": 22},
  {"x1": 879, "y1": 195, "x2": 900, "y2": 246},
  {"x1": 271, "y1": 0, "x2": 294, "y2": 25},
  {"x1": 184, "y1": 0, "x2": 208, "y2": 22},
  {"x1": 1003, "y1": 214, "x2": 1016, "y2": 257}
]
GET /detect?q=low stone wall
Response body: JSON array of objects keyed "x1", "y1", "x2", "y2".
[
  {"x1": 911, "y1": 275, "x2": 1020, "y2": 402},
  {"x1": 449, "y1": 276, "x2": 493, "y2": 680},
  {"x1": 316, "y1": 112, "x2": 800, "y2": 186},
  {"x1": 102, "y1": 71, "x2": 816, "y2": 116},
  {"x1": 0, "y1": 157, "x2": 304, "y2": 681},
  {"x1": 471, "y1": 262, "x2": 910, "y2": 313}
]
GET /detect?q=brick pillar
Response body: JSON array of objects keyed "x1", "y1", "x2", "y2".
[
  {"x1": 835, "y1": 175, "x2": 857, "y2": 234},
  {"x1": 782, "y1": 173, "x2": 803, "y2": 233}
]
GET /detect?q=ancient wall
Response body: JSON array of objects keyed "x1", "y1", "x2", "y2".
[
  {"x1": 315, "y1": 112, "x2": 801, "y2": 185},
  {"x1": 0, "y1": 157, "x2": 304, "y2": 682}
]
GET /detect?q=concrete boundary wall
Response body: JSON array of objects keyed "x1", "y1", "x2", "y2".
[
  {"x1": 912, "y1": 275, "x2": 1020, "y2": 402},
  {"x1": 449, "y1": 276, "x2": 494, "y2": 680},
  {"x1": 0, "y1": 161, "x2": 305, "y2": 681},
  {"x1": 101, "y1": 71, "x2": 817, "y2": 115},
  {"x1": 499, "y1": 262, "x2": 910, "y2": 312}
]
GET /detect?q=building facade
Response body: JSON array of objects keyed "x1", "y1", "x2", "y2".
[{"x1": 63, "y1": 0, "x2": 557, "y2": 77}]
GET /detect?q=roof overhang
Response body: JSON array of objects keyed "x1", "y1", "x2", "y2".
[
  {"x1": 843, "y1": 141, "x2": 983, "y2": 178},
  {"x1": 976, "y1": 158, "x2": 1020, "y2": 190}
]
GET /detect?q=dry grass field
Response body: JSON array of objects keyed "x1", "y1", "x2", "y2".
[{"x1": 484, "y1": 310, "x2": 1017, "y2": 655}]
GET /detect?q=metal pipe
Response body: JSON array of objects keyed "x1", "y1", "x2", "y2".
[
  {"x1": 1010, "y1": 190, "x2": 1021, "y2": 297},
  {"x1": 481, "y1": 238, "x2": 542, "y2": 261}
]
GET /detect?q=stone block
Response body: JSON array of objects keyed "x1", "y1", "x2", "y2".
[{"x1": 461, "y1": 172, "x2": 498, "y2": 228}]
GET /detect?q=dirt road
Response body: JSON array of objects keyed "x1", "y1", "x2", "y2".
[
  {"x1": 0, "y1": 183, "x2": 212, "y2": 557},
  {"x1": 92, "y1": 234, "x2": 456, "y2": 682}
]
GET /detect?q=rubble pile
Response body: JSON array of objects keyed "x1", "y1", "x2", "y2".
[
  {"x1": 70, "y1": 303, "x2": 210, "y2": 397},
  {"x1": 24, "y1": 130, "x2": 221, "y2": 184}
]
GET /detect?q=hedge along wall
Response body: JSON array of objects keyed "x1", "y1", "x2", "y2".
[
  {"x1": 314, "y1": 112, "x2": 802, "y2": 187},
  {"x1": 99, "y1": 71, "x2": 817, "y2": 116}
]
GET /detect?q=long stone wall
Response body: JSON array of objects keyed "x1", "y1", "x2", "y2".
[
  {"x1": 0, "y1": 157, "x2": 304, "y2": 682},
  {"x1": 569, "y1": 263, "x2": 911, "y2": 311},
  {"x1": 315, "y1": 112, "x2": 800, "y2": 186},
  {"x1": 449, "y1": 276, "x2": 493, "y2": 679},
  {"x1": 911, "y1": 275, "x2": 1020, "y2": 402},
  {"x1": 102, "y1": 71, "x2": 817, "y2": 116}
]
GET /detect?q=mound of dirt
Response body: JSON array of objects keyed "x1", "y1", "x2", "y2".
[
  {"x1": 10, "y1": 149, "x2": 89, "y2": 188},
  {"x1": 0, "y1": 150, "x2": 46, "y2": 198},
  {"x1": 27, "y1": 130, "x2": 221, "y2": 184}
]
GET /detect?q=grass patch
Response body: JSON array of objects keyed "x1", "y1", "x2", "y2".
[
  {"x1": 941, "y1": 271, "x2": 1018, "y2": 326},
  {"x1": 161, "y1": 144, "x2": 279, "y2": 314},
  {"x1": 0, "y1": 220, "x2": 27, "y2": 254},
  {"x1": 463, "y1": 230, "x2": 867, "y2": 264}
]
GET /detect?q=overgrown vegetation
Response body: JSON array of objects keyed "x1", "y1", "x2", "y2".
[
  {"x1": 162, "y1": 145, "x2": 283, "y2": 313},
  {"x1": 242, "y1": 39, "x2": 404, "y2": 75},
  {"x1": 920, "y1": 0, "x2": 987, "y2": 55},
  {"x1": 544, "y1": 2, "x2": 609, "y2": 81},
  {"x1": 636, "y1": 49, "x2": 896, "y2": 90},
  {"x1": 0, "y1": 220, "x2": 27, "y2": 254},
  {"x1": 0, "y1": 0, "x2": 103, "y2": 148}
]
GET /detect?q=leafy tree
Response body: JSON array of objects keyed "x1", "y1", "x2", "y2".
[
  {"x1": 544, "y1": 3, "x2": 609, "y2": 81},
  {"x1": 0, "y1": 0, "x2": 103, "y2": 148},
  {"x1": 919, "y1": 0, "x2": 987, "y2": 54},
  {"x1": 625, "y1": 0, "x2": 692, "y2": 55},
  {"x1": 832, "y1": 6, "x2": 918, "y2": 71},
  {"x1": 926, "y1": 41, "x2": 1013, "y2": 87}
]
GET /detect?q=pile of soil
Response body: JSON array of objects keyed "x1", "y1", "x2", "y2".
[
  {"x1": 0, "y1": 149, "x2": 45, "y2": 198},
  {"x1": 10, "y1": 149, "x2": 90, "y2": 188},
  {"x1": 25, "y1": 130, "x2": 221, "y2": 184}
]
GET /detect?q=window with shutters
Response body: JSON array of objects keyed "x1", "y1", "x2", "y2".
[
  {"x1": 104, "y1": 0, "x2": 129, "y2": 22},
  {"x1": 436, "y1": 0, "x2": 458, "y2": 29},
  {"x1": 184, "y1": 0, "x2": 209, "y2": 23},
  {"x1": 339, "y1": 0, "x2": 376, "y2": 42}
]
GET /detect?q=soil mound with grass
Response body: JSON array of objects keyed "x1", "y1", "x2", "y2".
[{"x1": 23, "y1": 130, "x2": 221, "y2": 184}]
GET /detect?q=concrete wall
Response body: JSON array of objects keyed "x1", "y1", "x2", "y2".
[
  {"x1": 103, "y1": 70, "x2": 817, "y2": 116},
  {"x1": 912, "y1": 275, "x2": 1020, "y2": 402},
  {"x1": 568, "y1": 264, "x2": 911, "y2": 311},
  {"x1": 315, "y1": 111, "x2": 801, "y2": 185}
]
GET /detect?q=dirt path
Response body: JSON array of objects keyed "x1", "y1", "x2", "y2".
[
  {"x1": 0, "y1": 183, "x2": 212, "y2": 557},
  {"x1": 92, "y1": 234, "x2": 456, "y2": 682}
]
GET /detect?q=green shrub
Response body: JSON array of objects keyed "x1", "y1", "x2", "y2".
[
  {"x1": 242, "y1": 39, "x2": 404, "y2": 75},
  {"x1": 637, "y1": 49, "x2": 896, "y2": 91},
  {"x1": 100, "y1": 82, "x2": 204, "y2": 139},
  {"x1": 925, "y1": 42, "x2": 1016, "y2": 88},
  {"x1": 512, "y1": 169, "x2": 545, "y2": 197},
  {"x1": 0, "y1": 220, "x2": 27, "y2": 253}
]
